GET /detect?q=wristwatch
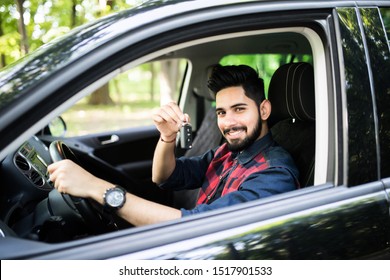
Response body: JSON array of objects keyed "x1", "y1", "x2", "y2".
[{"x1": 103, "y1": 185, "x2": 126, "y2": 212}]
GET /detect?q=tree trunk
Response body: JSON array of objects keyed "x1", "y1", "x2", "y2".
[
  {"x1": 88, "y1": 84, "x2": 114, "y2": 105},
  {"x1": 15, "y1": 0, "x2": 29, "y2": 55},
  {"x1": 71, "y1": 0, "x2": 78, "y2": 28},
  {"x1": 87, "y1": 0, "x2": 115, "y2": 105},
  {"x1": 0, "y1": 53, "x2": 5, "y2": 68},
  {"x1": 0, "y1": 15, "x2": 6, "y2": 68},
  {"x1": 150, "y1": 62, "x2": 155, "y2": 102},
  {"x1": 160, "y1": 60, "x2": 180, "y2": 105}
]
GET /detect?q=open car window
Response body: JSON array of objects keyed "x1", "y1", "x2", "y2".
[{"x1": 61, "y1": 59, "x2": 188, "y2": 137}]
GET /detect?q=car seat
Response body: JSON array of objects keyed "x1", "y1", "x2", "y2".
[{"x1": 268, "y1": 62, "x2": 316, "y2": 187}]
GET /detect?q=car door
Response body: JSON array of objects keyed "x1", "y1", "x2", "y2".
[{"x1": 31, "y1": 3, "x2": 390, "y2": 260}]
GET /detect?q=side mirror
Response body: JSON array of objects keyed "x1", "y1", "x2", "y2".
[{"x1": 48, "y1": 116, "x2": 67, "y2": 137}]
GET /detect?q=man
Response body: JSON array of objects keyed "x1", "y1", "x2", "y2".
[{"x1": 48, "y1": 65, "x2": 299, "y2": 226}]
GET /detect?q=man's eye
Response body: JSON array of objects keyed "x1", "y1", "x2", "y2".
[
  {"x1": 216, "y1": 111, "x2": 225, "y2": 116},
  {"x1": 235, "y1": 107, "x2": 244, "y2": 112}
]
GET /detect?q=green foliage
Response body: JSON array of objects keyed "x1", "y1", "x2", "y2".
[
  {"x1": 220, "y1": 54, "x2": 313, "y2": 96},
  {"x1": 0, "y1": 0, "x2": 136, "y2": 67},
  {"x1": 380, "y1": 8, "x2": 390, "y2": 44},
  {"x1": 0, "y1": 31, "x2": 21, "y2": 63}
]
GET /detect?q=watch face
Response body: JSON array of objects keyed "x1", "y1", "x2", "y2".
[{"x1": 106, "y1": 189, "x2": 125, "y2": 207}]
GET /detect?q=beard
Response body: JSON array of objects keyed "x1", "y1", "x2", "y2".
[{"x1": 224, "y1": 117, "x2": 262, "y2": 153}]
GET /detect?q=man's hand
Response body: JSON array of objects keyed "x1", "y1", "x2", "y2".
[
  {"x1": 153, "y1": 102, "x2": 190, "y2": 141},
  {"x1": 48, "y1": 159, "x2": 110, "y2": 204}
]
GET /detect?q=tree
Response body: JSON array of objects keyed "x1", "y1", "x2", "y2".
[
  {"x1": 0, "y1": 0, "x2": 137, "y2": 68},
  {"x1": 0, "y1": 0, "x2": 22, "y2": 67},
  {"x1": 0, "y1": 12, "x2": 6, "y2": 68},
  {"x1": 15, "y1": 0, "x2": 29, "y2": 55},
  {"x1": 160, "y1": 60, "x2": 180, "y2": 105},
  {"x1": 88, "y1": 0, "x2": 115, "y2": 105},
  {"x1": 71, "y1": 0, "x2": 78, "y2": 28}
]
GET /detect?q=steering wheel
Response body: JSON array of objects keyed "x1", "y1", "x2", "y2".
[{"x1": 48, "y1": 140, "x2": 114, "y2": 234}]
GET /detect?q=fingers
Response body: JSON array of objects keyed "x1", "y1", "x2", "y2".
[
  {"x1": 47, "y1": 159, "x2": 76, "y2": 194},
  {"x1": 153, "y1": 102, "x2": 186, "y2": 125},
  {"x1": 153, "y1": 102, "x2": 191, "y2": 138},
  {"x1": 48, "y1": 160, "x2": 108, "y2": 200},
  {"x1": 183, "y1": 113, "x2": 190, "y2": 124}
]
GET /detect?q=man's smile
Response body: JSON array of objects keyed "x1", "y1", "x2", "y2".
[{"x1": 224, "y1": 126, "x2": 247, "y2": 140}]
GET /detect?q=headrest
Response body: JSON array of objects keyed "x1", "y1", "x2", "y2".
[
  {"x1": 268, "y1": 62, "x2": 315, "y2": 127},
  {"x1": 193, "y1": 65, "x2": 218, "y2": 101}
]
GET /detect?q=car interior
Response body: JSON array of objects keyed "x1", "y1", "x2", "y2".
[{"x1": 0, "y1": 26, "x2": 329, "y2": 244}]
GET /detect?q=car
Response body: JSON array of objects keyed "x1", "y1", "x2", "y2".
[{"x1": 0, "y1": 0, "x2": 390, "y2": 260}]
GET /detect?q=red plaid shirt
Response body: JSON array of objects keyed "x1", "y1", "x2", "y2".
[
  {"x1": 159, "y1": 133, "x2": 299, "y2": 216},
  {"x1": 196, "y1": 143, "x2": 269, "y2": 204}
]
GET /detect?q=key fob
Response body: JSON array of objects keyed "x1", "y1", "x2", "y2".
[{"x1": 180, "y1": 123, "x2": 192, "y2": 149}]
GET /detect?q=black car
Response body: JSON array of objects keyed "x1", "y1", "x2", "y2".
[{"x1": 0, "y1": 0, "x2": 390, "y2": 259}]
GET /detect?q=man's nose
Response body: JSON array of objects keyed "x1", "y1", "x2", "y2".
[{"x1": 221, "y1": 113, "x2": 237, "y2": 127}]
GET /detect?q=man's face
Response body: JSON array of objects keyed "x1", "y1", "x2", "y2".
[{"x1": 215, "y1": 86, "x2": 263, "y2": 152}]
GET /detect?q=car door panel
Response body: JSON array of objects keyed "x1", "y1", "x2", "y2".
[
  {"x1": 20, "y1": 182, "x2": 389, "y2": 259},
  {"x1": 119, "y1": 183, "x2": 390, "y2": 260},
  {"x1": 362, "y1": 7, "x2": 390, "y2": 181},
  {"x1": 336, "y1": 7, "x2": 379, "y2": 186},
  {"x1": 68, "y1": 126, "x2": 158, "y2": 176}
]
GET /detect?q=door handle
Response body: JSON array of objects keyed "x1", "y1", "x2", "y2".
[{"x1": 99, "y1": 134, "x2": 119, "y2": 145}]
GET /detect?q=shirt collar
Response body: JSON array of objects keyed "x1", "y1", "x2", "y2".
[{"x1": 235, "y1": 132, "x2": 273, "y2": 164}]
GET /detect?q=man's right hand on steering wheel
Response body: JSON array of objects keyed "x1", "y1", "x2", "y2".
[{"x1": 48, "y1": 159, "x2": 112, "y2": 205}]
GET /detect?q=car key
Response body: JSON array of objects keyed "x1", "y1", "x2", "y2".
[{"x1": 180, "y1": 123, "x2": 193, "y2": 149}]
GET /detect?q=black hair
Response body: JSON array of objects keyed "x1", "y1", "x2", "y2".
[{"x1": 207, "y1": 64, "x2": 265, "y2": 106}]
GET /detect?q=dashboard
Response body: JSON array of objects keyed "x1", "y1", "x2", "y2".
[
  {"x1": 0, "y1": 135, "x2": 116, "y2": 242},
  {"x1": 0, "y1": 136, "x2": 54, "y2": 239},
  {"x1": 14, "y1": 139, "x2": 53, "y2": 191}
]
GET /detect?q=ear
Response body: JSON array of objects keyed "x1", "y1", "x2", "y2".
[{"x1": 260, "y1": 99, "x2": 271, "y2": 121}]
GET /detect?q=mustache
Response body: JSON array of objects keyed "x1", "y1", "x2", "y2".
[{"x1": 223, "y1": 126, "x2": 247, "y2": 135}]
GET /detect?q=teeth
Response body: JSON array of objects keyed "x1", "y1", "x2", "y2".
[
  {"x1": 229, "y1": 129, "x2": 241, "y2": 134},
  {"x1": 227, "y1": 128, "x2": 244, "y2": 136},
  {"x1": 224, "y1": 127, "x2": 246, "y2": 136}
]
